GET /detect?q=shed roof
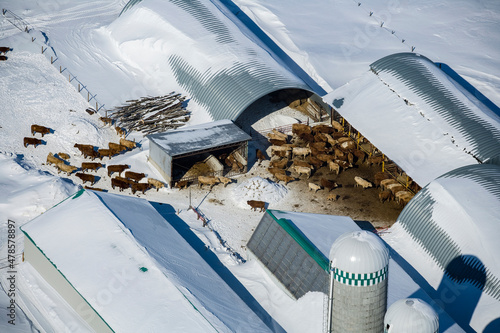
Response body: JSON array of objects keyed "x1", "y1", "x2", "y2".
[{"x1": 147, "y1": 119, "x2": 251, "y2": 157}]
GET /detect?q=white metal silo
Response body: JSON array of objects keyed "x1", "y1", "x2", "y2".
[
  {"x1": 328, "y1": 230, "x2": 389, "y2": 333},
  {"x1": 384, "y1": 298, "x2": 439, "y2": 333}
]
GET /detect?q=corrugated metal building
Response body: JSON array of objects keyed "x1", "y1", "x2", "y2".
[
  {"x1": 388, "y1": 163, "x2": 500, "y2": 332},
  {"x1": 247, "y1": 210, "x2": 360, "y2": 299},
  {"x1": 147, "y1": 120, "x2": 251, "y2": 186},
  {"x1": 118, "y1": 0, "x2": 324, "y2": 123}
]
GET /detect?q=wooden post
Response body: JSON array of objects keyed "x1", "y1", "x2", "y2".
[
  {"x1": 78, "y1": 83, "x2": 80, "y2": 92},
  {"x1": 87, "y1": 92, "x2": 90, "y2": 102},
  {"x1": 51, "y1": 56, "x2": 53, "y2": 64},
  {"x1": 96, "y1": 102, "x2": 98, "y2": 113},
  {"x1": 31, "y1": 37, "x2": 35, "y2": 42}
]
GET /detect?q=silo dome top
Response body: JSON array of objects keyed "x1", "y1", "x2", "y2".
[
  {"x1": 384, "y1": 298, "x2": 439, "y2": 333},
  {"x1": 329, "y1": 231, "x2": 389, "y2": 274}
]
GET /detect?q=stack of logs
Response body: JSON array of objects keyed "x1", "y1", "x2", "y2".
[{"x1": 109, "y1": 92, "x2": 190, "y2": 135}]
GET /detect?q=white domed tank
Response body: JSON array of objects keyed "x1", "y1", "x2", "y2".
[
  {"x1": 328, "y1": 230, "x2": 389, "y2": 332},
  {"x1": 384, "y1": 298, "x2": 439, "y2": 333}
]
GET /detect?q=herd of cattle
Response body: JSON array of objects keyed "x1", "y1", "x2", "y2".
[
  {"x1": 24, "y1": 120, "x2": 166, "y2": 195},
  {"x1": 256, "y1": 121, "x2": 415, "y2": 207}
]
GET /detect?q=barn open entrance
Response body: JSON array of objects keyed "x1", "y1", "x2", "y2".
[{"x1": 235, "y1": 88, "x2": 330, "y2": 135}]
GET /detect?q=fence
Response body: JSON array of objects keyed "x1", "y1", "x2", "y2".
[{"x1": 2, "y1": 8, "x2": 107, "y2": 115}]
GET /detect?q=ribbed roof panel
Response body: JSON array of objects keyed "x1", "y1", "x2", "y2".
[{"x1": 371, "y1": 53, "x2": 500, "y2": 162}]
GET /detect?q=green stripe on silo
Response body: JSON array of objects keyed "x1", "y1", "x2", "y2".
[{"x1": 333, "y1": 267, "x2": 388, "y2": 286}]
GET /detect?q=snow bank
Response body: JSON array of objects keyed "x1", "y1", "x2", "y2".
[{"x1": 232, "y1": 177, "x2": 288, "y2": 208}]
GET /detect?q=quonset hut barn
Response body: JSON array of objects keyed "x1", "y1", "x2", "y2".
[
  {"x1": 20, "y1": 189, "x2": 278, "y2": 333},
  {"x1": 147, "y1": 120, "x2": 251, "y2": 186}
]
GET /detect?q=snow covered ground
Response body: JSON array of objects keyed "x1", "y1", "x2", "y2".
[{"x1": 0, "y1": 0, "x2": 498, "y2": 332}]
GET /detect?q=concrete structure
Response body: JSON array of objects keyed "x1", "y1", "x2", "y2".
[
  {"x1": 328, "y1": 231, "x2": 389, "y2": 333},
  {"x1": 384, "y1": 298, "x2": 439, "y2": 333},
  {"x1": 147, "y1": 119, "x2": 251, "y2": 186}
]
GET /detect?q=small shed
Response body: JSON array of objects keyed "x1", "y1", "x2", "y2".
[
  {"x1": 147, "y1": 119, "x2": 251, "y2": 186},
  {"x1": 246, "y1": 210, "x2": 360, "y2": 299}
]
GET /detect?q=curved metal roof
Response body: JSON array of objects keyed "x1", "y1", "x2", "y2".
[
  {"x1": 384, "y1": 299, "x2": 439, "y2": 333},
  {"x1": 396, "y1": 163, "x2": 500, "y2": 301},
  {"x1": 371, "y1": 53, "x2": 500, "y2": 163},
  {"x1": 120, "y1": 0, "x2": 314, "y2": 122}
]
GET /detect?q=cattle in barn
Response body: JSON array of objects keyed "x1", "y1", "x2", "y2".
[
  {"x1": 316, "y1": 153, "x2": 335, "y2": 163},
  {"x1": 292, "y1": 123, "x2": 311, "y2": 136},
  {"x1": 310, "y1": 141, "x2": 329, "y2": 153},
  {"x1": 31, "y1": 124, "x2": 51, "y2": 137},
  {"x1": 396, "y1": 191, "x2": 414, "y2": 207},
  {"x1": 331, "y1": 132, "x2": 346, "y2": 139},
  {"x1": 23, "y1": 137, "x2": 43, "y2": 148},
  {"x1": 379, "y1": 190, "x2": 394, "y2": 203},
  {"x1": 55, "y1": 163, "x2": 78, "y2": 175},
  {"x1": 333, "y1": 148, "x2": 344, "y2": 159},
  {"x1": 217, "y1": 176, "x2": 233, "y2": 187},
  {"x1": 388, "y1": 183, "x2": 405, "y2": 195},
  {"x1": 267, "y1": 167, "x2": 286, "y2": 176},
  {"x1": 353, "y1": 150, "x2": 366, "y2": 164},
  {"x1": 247, "y1": 200, "x2": 266, "y2": 212},
  {"x1": 131, "y1": 182, "x2": 150, "y2": 195},
  {"x1": 374, "y1": 172, "x2": 391, "y2": 187},
  {"x1": 339, "y1": 139, "x2": 356, "y2": 152},
  {"x1": 98, "y1": 148, "x2": 116, "y2": 160},
  {"x1": 174, "y1": 180, "x2": 190, "y2": 190},
  {"x1": 327, "y1": 193, "x2": 340, "y2": 201},
  {"x1": 125, "y1": 171, "x2": 146, "y2": 182},
  {"x1": 328, "y1": 161, "x2": 340, "y2": 175},
  {"x1": 267, "y1": 132, "x2": 288, "y2": 142},
  {"x1": 198, "y1": 175, "x2": 220, "y2": 189},
  {"x1": 308, "y1": 183, "x2": 321, "y2": 193},
  {"x1": 293, "y1": 165, "x2": 312, "y2": 179},
  {"x1": 309, "y1": 156, "x2": 324, "y2": 169},
  {"x1": 334, "y1": 159, "x2": 352, "y2": 170},
  {"x1": 256, "y1": 149, "x2": 267, "y2": 165},
  {"x1": 354, "y1": 176, "x2": 373, "y2": 189},
  {"x1": 292, "y1": 160, "x2": 314, "y2": 170},
  {"x1": 274, "y1": 173, "x2": 296, "y2": 185},
  {"x1": 331, "y1": 120, "x2": 344, "y2": 132},
  {"x1": 58, "y1": 152, "x2": 70, "y2": 160},
  {"x1": 292, "y1": 147, "x2": 311, "y2": 159},
  {"x1": 347, "y1": 152, "x2": 354, "y2": 165},
  {"x1": 147, "y1": 178, "x2": 165, "y2": 191},
  {"x1": 321, "y1": 178, "x2": 338, "y2": 192},
  {"x1": 313, "y1": 132, "x2": 328, "y2": 143},
  {"x1": 115, "y1": 126, "x2": 126, "y2": 137},
  {"x1": 107, "y1": 164, "x2": 129, "y2": 177},
  {"x1": 111, "y1": 178, "x2": 130, "y2": 191},
  {"x1": 81, "y1": 162, "x2": 103, "y2": 172},
  {"x1": 270, "y1": 145, "x2": 291, "y2": 158},
  {"x1": 109, "y1": 142, "x2": 128, "y2": 153},
  {"x1": 380, "y1": 179, "x2": 399, "y2": 191},
  {"x1": 76, "y1": 173, "x2": 96, "y2": 185},
  {"x1": 312, "y1": 124, "x2": 334, "y2": 135},
  {"x1": 366, "y1": 155, "x2": 385, "y2": 166},
  {"x1": 296, "y1": 132, "x2": 315, "y2": 144},
  {"x1": 323, "y1": 133, "x2": 337, "y2": 147},
  {"x1": 270, "y1": 158, "x2": 288, "y2": 169},
  {"x1": 99, "y1": 117, "x2": 113, "y2": 126},
  {"x1": 0, "y1": 47, "x2": 12, "y2": 54},
  {"x1": 119, "y1": 138, "x2": 137, "y2": 150}
]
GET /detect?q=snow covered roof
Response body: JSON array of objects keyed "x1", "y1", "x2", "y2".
[
  {"x1": 147, "y1": 119, "x2": 251, "y2": 157},
  {"x1": 325, "y1": 52, "x2": 500, "y2": 186},
  {"x1": 21, "y1": 189, "x2": 275, "y2": 333},
  {"x1": 115, "y1": 0, "x2": 314, "y2": 121},
  {"x1": 384, "y1": 163, "x2": 500, "y2": 332}
]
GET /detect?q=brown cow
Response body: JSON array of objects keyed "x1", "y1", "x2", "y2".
[
  {"x1": 274, "y1": 173, "x2": 296, "y2": 185},
  {"x1": 174, "y1": 180, "x2": 190, "y2": 190},
  {"x1": 125, "y1": 171, "x2": 145, "y2": 182},
  {"x1": 198, "y1": 176, "x2": 220, "y2": 189},
  {"x1": 0, "y1": 55, "x2": 7, "y2": 61},
  {"x1": 75, "y1": 173, "x2": 95, "y2": 185},
  {"x1": 108, "y1": 142, "x2": 127, "y2": 153},
  {"x1": 115, "y1": 126, "x2": 126, "y2": 137},
  {"x1": 111, "y1": 178, "x2": 129, "y2": 191},
  {"x1": 379, "y1": 190, "x2": 393, "y2": 203},
  {"x1": 131, "y1": 182, "x2": 150, "y2": 195},
  {"x1": 247, "y1": 200, "x2": 266, "y2": 212},
  {"x1": 321, "y1": 178, "x2": 338, "y2": 192},
  {"x1": 270, "y1": 158, "x2": 288, "y2": 169},
  {"x1": 99, "y1": 117, "x2": 113, "y2": 126},
  {"x1": 374, "y1": 172, "x2": 390, "y2": 187},
  {"x1": 31, "y1": 124, "x2": 51, "y2": 137},
  {"x1": 55, "y1": 163, "x2": 77, "y2": 175},
  {"x1": 292, "y1": 123, "x2": 311, "y2": 136},
  {"x1": 81, "y1": 162, "x2": 103, "y2": 172},
  {"x1": 119, "y1": 138, "x2": 137, "y2": 150},
  {"x1": 58, "y1": 152, "x2": 70, "y2": 160},
  {"x1": 0, "y1": 47, "x2": 11, "y2": 54},
  {"x1": 217, "y1": 176, "x2": 233, "y2": 187},
  {"x1": 23, "y1": 137, "x2": 43, "y2": 148},
  {"x1": 147, "y1": 178, "x2": 165, "y2": 191},
  {"x1": 107, "y1": 164, "x2": 129, "y2": 177},
  {"x1": 115, "y1": 176, "x2": 136, "y2": 185},
  {"x1": 98, "y1": 148, "x2": 116, "y2": 160},
  {"x1": 267, "y1": 167, "x2": 286, "y2": 176}
]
